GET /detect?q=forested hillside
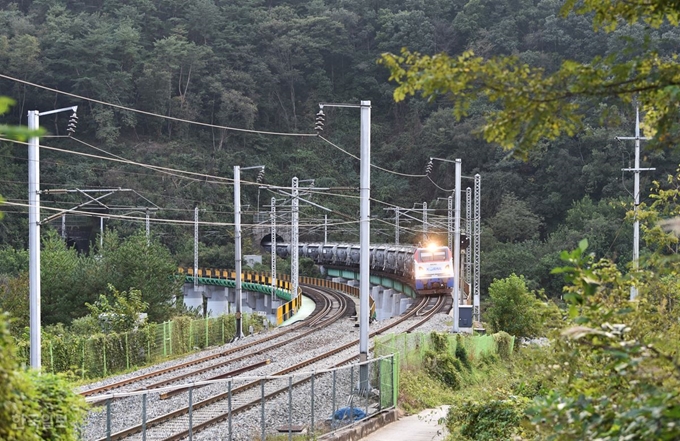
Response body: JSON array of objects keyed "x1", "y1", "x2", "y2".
[{"x1": 1, "y1": 0, "x2": 678, "y2": 299}]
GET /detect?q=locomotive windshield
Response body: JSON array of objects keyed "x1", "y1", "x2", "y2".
[{"x1": 417, "y1": 248, "x2": 448, "y2": 262}]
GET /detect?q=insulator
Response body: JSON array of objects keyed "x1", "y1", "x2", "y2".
[
  {"x1": 257, "y1": 168, "x2": 265, "y2": 183},
  {"x1": 314, "y1": 109, "x2": 325, "y2": 133},
  {"x1": 66, "y1": 112, "x2": 78, "y2": 136},
  {"x1": 425, "y1": 158, "x2": 433, "y2": 175}
]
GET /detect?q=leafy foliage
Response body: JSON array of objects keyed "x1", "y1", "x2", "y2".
[
  {"x1": 85, "y1": 284, "x2": 148, "y2": 334},
  {"x1": 527, "y1": 233, "x2": 680, "y2": 439},
  {"x1": 0, "y1": 312, "x2": 86, "y2": 440},
  {"x1": 0, "y1": 96, "x2": 43, "y2": 142},
  {"x1": 483, "y1": 274, "x2": 546, "y2": 338},
  {"x1": 448, "y1": 395, "x2": 531, "y2": 441},
  {"x1": 0, "y1": 0, "x2": 675, "y2": 304},
  {"x1": 380, "y1": 0, "x2": 680, "y2": 158}
]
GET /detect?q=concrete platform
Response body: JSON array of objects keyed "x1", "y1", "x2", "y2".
[{"x1": 320, "y1": 407, "x2": 449, "y2": 441}]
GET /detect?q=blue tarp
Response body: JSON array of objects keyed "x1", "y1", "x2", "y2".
[{"x1": 333, "y1": 407, "x2": 366, "y2": 421}]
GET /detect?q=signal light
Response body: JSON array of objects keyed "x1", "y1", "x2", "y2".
[{"x1": 314, "y1": 109, "x2": 325, "y2": 133}]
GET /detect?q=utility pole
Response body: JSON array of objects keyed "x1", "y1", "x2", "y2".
[
  {"x1": 466, "y1": 187, "x2": 472, "y2": 289},
  {"x1": 324, "y1": 214, "x2": 328, "y2": 244},
  {"x1": 318, "y1": 100, "x2": 371, "y2": 392},
  {"x1": 28, "y1": 105, "x2": 78, "y2": 370},
  {"x1": 359, "y1": 100, "x2": 371, "y2": 391},
  {"x1": 618, "y1": 107, "x2": 653, "y2": 300},
  {"x1": 448, "y1": 195, "x2": 453, "y2": 252},
  {"x1": 234, "y1": 167, "x2": 243, "y2": 339},
  {"x1": 194, "y1": 206, "x2": 199, "y2": 293},
  {"x1": 473, "y1": 174, "x2": 481, "y2": 322},
  {"x1": 453, "y1": 159, "x2": 462, "y2": 333},
  {"x1": 291, "y1": 177, "x2": 299, "y2": 301},
  {"x1": 271, "y1": 197, "x2": 277, "y2": 300},
  {"x1": 422, "y1": 201, "x2": 428, "y2": 239},
  {"x1": 427, "y1": 157, "x2": 464, "y2": 332},
  {"x1": 382, "y1": 207, "x2": 401, "y2": 244},
  {"x1": 395, "y1": 207, "x2": 399, "y2": 245}
]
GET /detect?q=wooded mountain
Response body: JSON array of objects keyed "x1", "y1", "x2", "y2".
[{"x1": 1, "y1": 0, "x2": 677, "y2": 297}]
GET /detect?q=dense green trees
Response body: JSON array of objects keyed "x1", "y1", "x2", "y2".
[
  {"x1": 0, "y1": 0, "x2": 676, "y2": 304},
  {"x1": 483, "y1": 274, "x2": 547, "y2": 338},
  {"x1": 0, "y1": 230, "x2": 181, "y2": 332}
]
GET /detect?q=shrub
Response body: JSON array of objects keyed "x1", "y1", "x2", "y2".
[
  {"x1": 455, "y1": 334, "x2": 471, "y2": 370},
  {"x1": 448, "y1": 395, "x2": 531, "y2": 441},
  {"x1": 0, "y1": 311, "x2": 86, "y2": 440},
  {"x1": 484, "y1": 274, "x2": 544, "y2": 338},
  {"x1": 493, "y1": 331, "x2": 514, "y2": 359},
  {"x1": 430, "y1": 331, "x2": 449, "y2": 353},
  {"x1": 423, "y1": 350, "x2": 462, "y2": 389}
]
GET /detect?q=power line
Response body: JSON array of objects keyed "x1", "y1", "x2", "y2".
[
  {"x1": 317, "y1": 135, "x2": 427, "y2": 178},
  {"x1": 0, "y1": 73, "x2": 317, "y2": 138}
]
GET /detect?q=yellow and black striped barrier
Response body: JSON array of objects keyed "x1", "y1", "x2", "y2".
[{"x1": 179, "y1": 269, "x2": 374, "y2": 324}]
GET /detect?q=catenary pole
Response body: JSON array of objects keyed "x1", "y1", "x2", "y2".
[
  {"x1": 194, "y1": 206, "x2": 199, "y2": 292},
  {"x1": 473, "y1": 174, "x2": 481, "y2": 322},
  {"x1": 234, "y1": 166, "x2": 244, "y2": 338},
  {"x1": 271, "y1": 197, "x2": 277, "y2": 300},
  {"x1": 291, "y1": 177, "x2": 299, "y2": 301},
  {"x1": 452, "y1": 159, "x2": 462, "y2": 333},
  {"x1": 28, "y1": 110, "x2": 41, "y2": 369},
  {"x1": 359, "y1": 100, "x2": 371, "y2": 392},
  {"x1": 28, "y1": 105, "x2": 77, "y2": 370}
]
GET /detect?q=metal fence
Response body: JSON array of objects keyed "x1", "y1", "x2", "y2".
[
  {"x1": 374, "y1": 332, "x2": 513, "y2": 369},
  {"x1": 15, "y1": 314, "x2": 263, "y2": 379},
  {"x1": 84, "y1": 354, "x2": 398, "y2": 441}
]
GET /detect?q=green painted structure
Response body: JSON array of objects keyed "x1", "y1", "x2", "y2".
[{"x1": 324, "y1": 268, "x2": 417, "y2": 298}]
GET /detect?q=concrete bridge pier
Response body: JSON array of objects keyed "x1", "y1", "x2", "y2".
[
  {"x1": 378, "y1": 289, "x2": 395, "y2": 321},
  {"x1": 399, "y1": 297, "x2": 411, "y2": 314},
  {"x1": 184, "y1": 285, "x2": 204, "y2": 312},
  {"x1": 204, "y1": 286, "x2": 230, "y2": 316},
  {"x1": 371, "y1": 285, "x2": 386, "y2": 319}
]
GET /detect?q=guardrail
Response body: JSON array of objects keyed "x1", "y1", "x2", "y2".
[{"x1": 180, "y1": 268, "x2": 376, "y2": 323}]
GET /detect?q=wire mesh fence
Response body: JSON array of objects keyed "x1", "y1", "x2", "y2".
[
  {"x1": 374, "y1": 331, "x2": 514, "y2": 369},
  {"x1": 84, "y1": 354, "x2": 398, "y2": 441},
  {"x1": 15, "y1": 314, "x2": 263, "y2": 379}
]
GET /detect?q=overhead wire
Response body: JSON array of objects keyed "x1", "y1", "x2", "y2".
[
  {"x1": 427, "y1": 175, "x2": 455, "y2": 192},
  {"x1": 2, "y1": 201, "x2": 351, "y2": 229},
  {"x1": 0, "y1": 73, "x2": 317, "y2": 138},
  {"x1": 2, "y1": 130, "x2": 457, "y2": 240},
  {"x1": 0, "y1": 78, "x2": 447, "y2": 224},
  {"x1": 317, "y1": 135, "x2": 427, "y2": 178},
  {"x1": 0, "y1": 158, "x2": 234, "y2": 211},
  {"x1": 0, "y1": 136, "x2": 242, "y2": 186}
]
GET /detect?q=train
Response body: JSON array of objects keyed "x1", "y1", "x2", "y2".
[{"x1": 268, "y1": 241, "x2": 456, "y2": 295}]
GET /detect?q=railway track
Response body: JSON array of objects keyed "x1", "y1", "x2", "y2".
[
  {"x1": 82, "y1": 286, "x2": 350, "y2": 403},
  {"x1": 90, "y1": 294, "x2": 444, "y2": 441}
]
